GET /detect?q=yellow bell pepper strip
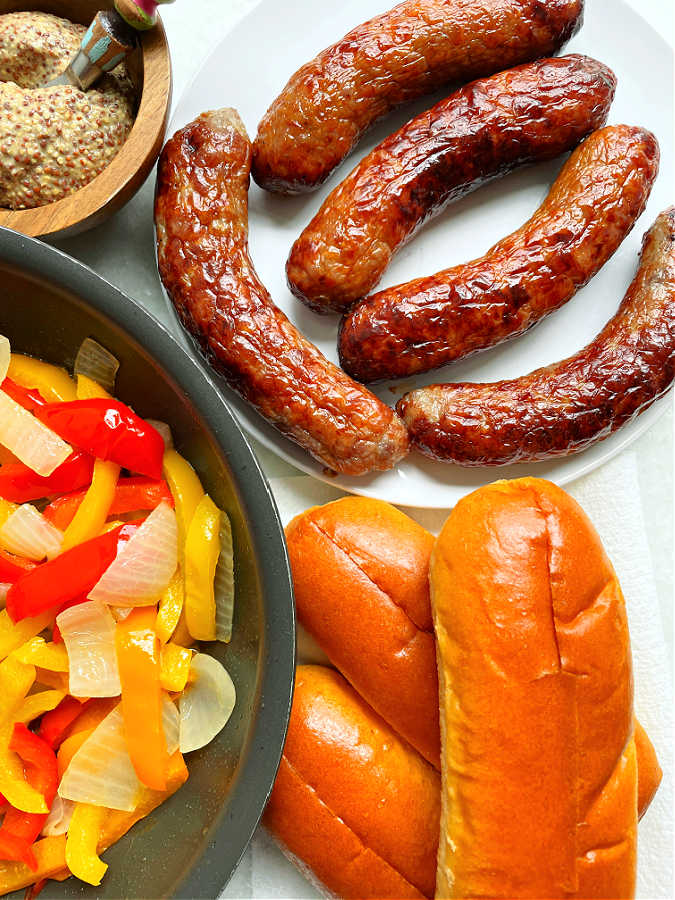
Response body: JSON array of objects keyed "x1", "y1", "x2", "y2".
[
  {"x1": 0, "y1": 751, "x2": 189, "y2": 895},
  {"x1": 115, "y1": 607, "x2": 169, "y2": 791},
  {"x1": 75, "y1": 374, "x2": 110, "y2": 402},
  {"x1": 15, "y1": 691, "x2": 64, "y2": 726},
  {"x1": 163, "y1": 450, "x2": 204, "y2": 547},
  {"x1": 0, "y1": 657, "x2": 47, "y2": 814},
  {"x1": 0, "y1": 498, "x2": 17, "y2": 528},
  {"x1": 7, "y1": 356, "x2": 77, "y2": 404},
  {"x1": 60, "y1": 460, "x2": 120, "y2": 552},
  {"x1": 33, "y1": 670, "x2": 69, "y2": 693},
  {"x1": 12, "y1": 638, "x2": 69, "y2": 673},
  {"x1": 65, "y1": 803, "x2": 107, "y2": 886},
  {"x1": 155, "y1": 569, "x2": 183, "y2": 643},
  {"x1": 159, "y1": 643, "x2": 192, "y2": 693},
  {"x1": 0, "y1": 609, "x2": 53, "y2": 662},
  {"x1": 184, "y1": 495, "x2": 221, "y2": 641},
  {"x1": 171, "y1": 607, "x2": 193, "y2": 649}
]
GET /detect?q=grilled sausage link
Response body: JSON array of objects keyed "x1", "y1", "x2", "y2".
[
  {"x1": 397, "y1": 208, "x2": 675, "y2": 466},
  {"x1": 288, "y1": 55, "x2": 616, "y2": 313},
  {"x1": 154, "y1": 110, "x2": 409, "y2": 476},
  {"x1": 252, "y1": 0, "x2": 585, "y2": 194},
  {"x1": 339, "y1": 125, "x2": 659, "y2": 382}
]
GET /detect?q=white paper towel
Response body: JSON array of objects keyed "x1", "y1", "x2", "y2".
[{"x1": 222, "y1": 449, "x2": 673, "y2": 900}]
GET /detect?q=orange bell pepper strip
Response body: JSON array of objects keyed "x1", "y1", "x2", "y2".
[
  {"x1": 38, "y1": 697, "x2": 89, "y2": 750},
  {"x1": 44, "y1": 478, "x2": 174, "y2": 531},
  {"x1": 115, "y1": 607, "x2": 169, "y2": 791}
]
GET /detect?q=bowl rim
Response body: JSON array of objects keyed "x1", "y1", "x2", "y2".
[
  {"x1": 0, "y1": 5, "x2": 172, "y2": 239},
  {"x1": 0, "y1": 224, "x2": 296, "y2": 899}
]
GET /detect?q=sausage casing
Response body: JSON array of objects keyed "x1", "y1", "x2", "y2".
[
  {"x1": 397, "y1": 208, "x2": 675, "y2": 465},
  {"x1": 154, "y1": 109, "x2": 409, "y2": 476},
  {"x1": 339, "y1": 125, "x2": 660, "y2": 382},
  {"x1": 288, "y1": 55, "x2": 616, "y2": 313},
  {"x1": 252, "y1": 0, "x2": 584, "y2": 194}
]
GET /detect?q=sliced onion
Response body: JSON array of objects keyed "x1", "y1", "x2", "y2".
[
  {"x1": 58, "y1": 705, "x2": 141, "y2": 811},
  {"x1": 41, "y1": 795, "x2": 75, "y2": 837},
  {"x1": 0, "y1": 335, "x2": 9, "y2": 384},
  {"x1": 59, "y1": 699, "x2": 181, "y2": 811},
  {"x1": 145, "y1": 420, "x2": 173, "y2": 450},
  {"x1": 0, "y1": 504, "x2": 63, "y2": 561},
  {"x1": 162, "y1": 695, "x2": 179, "y2": 755},
  {"x1": 88, "y1": 502, "x2": 178, "y2": 607},
  {"x1": 57, "y1": 602, "x2": 121, "y2": 698},
  {"x1": 179, "y1": 653, "x2": 236, "y2": 753},
  {"x1": 74, "y1": 338, "x2": 119, "y2": 393},
  {"x1": 214, "y1": 513, "x2": 235, "y2": 643},
  {"x1": 0, "y1": 390, "x2": 73, "y2": 477}
]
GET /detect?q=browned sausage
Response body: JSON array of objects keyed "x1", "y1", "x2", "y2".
[
  {"x1": 287, "y1": 55, "x2": 616, "y2": 313},
  {"x1": 397, "y1": 208, "x2": 675, "y2": 466},
  {"x1": 252, "y1": 0, "x2": 585, "y2": 194},
  {"x1": 339, "y1": 125, "x2": 659, "y2": 382},
  {"x1": 154, "y1": 109, "x2": 409, "y2": 476}
]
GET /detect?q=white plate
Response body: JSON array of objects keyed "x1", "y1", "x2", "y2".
[{"x1": 165, "y1": 0, "x2": 674, "y2": 508}]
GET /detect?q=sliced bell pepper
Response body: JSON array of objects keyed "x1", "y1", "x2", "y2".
[
  {"x1": 155, "y1": 569, "x2": 183, "y2": 644},
  {"x1": 185, "y1": 495, "x2": 221, "y2": 641},
  {"x1": 0, "y1": 452, "x2": 94, "y2": 504},
  {"x1": 115, "y1": 607, "x2": 168, "y2": 791},
  {"x1": 60, "y1": 460, "x2": 120, "y2": 552},
  {"x1": 0, "y1": 751, "x2": 189, "y2": 895},
  {"x1": 12, "y1": 638, "x2": 69, "y2": 673},
  {"x1": 6, "y1": 356, "x2": 76, "y2": 404},
  {"x1": 0, "y1": 657, "x2": 47, "y2": 815},
  {"x1": 159, "y1": 643, "x2": 192, "y2": 693},
  {"x1": 35, "y1": 400, "x2": 164, "y2": 480},
  {"x1": 39, "y1": 697, "x2": 89, "y2": 750},
  {"x1": 74, "y1": 374, "x2": 111, "y2": 402},
  {"x1": 64, "y1": 803, "x2": 107, "y2": 886},
  {"x1": 6, "y1": 525, "x2": 125, "y2": 622},
  {"x1": 0, "y1": 610, "x2": 53, "y2": 663},
  {"x1": 0, "y1": 379, "x2": 46, "y2": 413},
  {"x1": 0, "y1": 830, "x2": 36, "y2": 870},
  {"x1": 0, "y1": 724, "x2": 59, "y2": 870},
  {"x1": 33, "y1": 670, "x2": 69, "y2": 693},
  {"x1": 0, "y1": 549, "x2": 35, "y2": 584},
  {"x1": 15, "y1": 691, "x2": 64, "y2": 727},
  {"x1": 44, "y1": 477, "x2": 174, "y2": 531}
]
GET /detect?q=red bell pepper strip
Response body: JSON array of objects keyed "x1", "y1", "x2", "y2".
[
  {"x1": 39, "y1": 696, "x2": 90, "y2": 750},
  {"x1": 0, "y1": 451, "x2": 94, "y2": 503},
  {"x1": 0, "y1": 724, "x2": 58, "y2": 871},
  {"x1": 35, "y1": 400, "x2": 164, "y2": 480},
  {"x1": 0, "y1": 829, "x2": 36, "y2": 870},
  {"x1": 0, "y1": 378, "x2": 46, "y2": 413},
  {"x1": 6, "y1": 526, "x2": 123, "y2": 622},
  {"x1": 0, "y1": 549, "x2": 35, "y2": 584},
  {"x1": 43, "y1": 477, "x2": 174, "y2": 531},
  {"x1": 6, "y1": 520, "x2": 144, "y2": 623}
]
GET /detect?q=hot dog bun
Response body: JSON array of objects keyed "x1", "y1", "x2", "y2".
[
  {"x1": 635, "y1": 720, "x2": 663, "y2": 821},
  {"x1": 431, "y1": 478, "x2": 636, "y2": 898},
  {"x1": 264, "y1": 665, "x2": 440, "y2": 899},
  {"x1": 286, "y1": 498, "x2": 439, "y2": 767}
]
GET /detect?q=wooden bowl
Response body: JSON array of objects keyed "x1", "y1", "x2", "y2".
[{"x1": 0, "y1": 0, "x2": 172, "y2": 239}]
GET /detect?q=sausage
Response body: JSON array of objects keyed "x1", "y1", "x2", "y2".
[
  {"x1": 251, "y1": 0, "x2": 585, "y2": 194},
  {"x1": 339, "y1": 125, "x2": 660, "y2": 382},
  {"x1": 154, "y1": 109, "x2": 409, "y2": 476},
  {"x1": 287, "y1": 54, "x2": 616, "y2": 313},
  {"x1": 397, "y1": 208, "x2": 675, "y2": 465}
]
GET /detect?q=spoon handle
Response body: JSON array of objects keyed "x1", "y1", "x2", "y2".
[
  {"x1": 114, "y1": 0, "x2": 176, "y2": 31},
  {"x1": 80, "y1": 9, "x2": 137, "y2": 76}
]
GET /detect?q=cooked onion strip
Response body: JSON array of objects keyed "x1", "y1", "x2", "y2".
[
  {"x1": 0, "y1": 390, "x2": 73, "y2": 476},
  {"x1": 57, "y1": 602, "x2": 121, "y2": 698},
  {"x1": 88, "y1": 502, "x2": 178, "y2": 606},
  {"x1": 73, "y1": 339, "x2": 119, "y2": 394},
  {"x1": 214, "y1": 513, "x2": 235, "y2": 643},
  {"x1": 0, "y1": 504, "x2": 64, "y2": 561},
  {"x1": 0, "y1": 335, "x2": 9, "y2": 384},
  {"x1": 179, "y1": 653, "x2": 236, "y2": 753}
]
